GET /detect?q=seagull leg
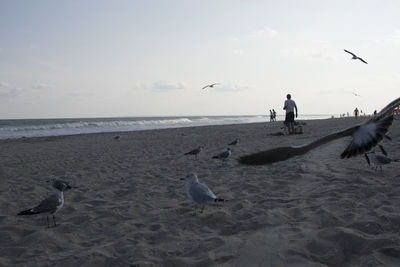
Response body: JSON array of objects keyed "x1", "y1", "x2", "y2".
[
  {"x1": 200, "y1": 205, "x2": 205, "y2": 214},
  {"x1": 192, "y1": 206, "x2": 197, "y2": 216},
  {"x1": 379, "y1": 145, "x2": 387, "y2": 156},
  {"x1": 46, "y1": 216, "x2": 50, "y2": 228},
  {"x1": 53, "y1": 215, "x2": 57, "y2": 227},
  {"x1": 364, "y1": 154, "x2": 370, "y2": 165}
]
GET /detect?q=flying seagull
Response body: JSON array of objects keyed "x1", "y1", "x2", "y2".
[
  {"x1": 365, "y1": 151, "x2": 399, "y2": 171},
  {"x1": 344, "y1": 49, "x2": 368, "y2": 64},
  {"x1": 238, "y1": 96, "x2": 400, "y2": 165},
  {"x1": 181, "y1": 173, "x2": 224, "y2": 215},
  {"x1": 18, "y1": 178, "x2": 74, "y2": 227},
  {"x1": 202, "y1": 83, "x2": 220, "y2": 90},
  {"x1": 352, "y1": 92, "x2": 361, "y2": 97}
]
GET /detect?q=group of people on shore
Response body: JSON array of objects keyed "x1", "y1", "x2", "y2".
[{"x1": 269, "y1": 109, "x2": 277, "y2": 122}]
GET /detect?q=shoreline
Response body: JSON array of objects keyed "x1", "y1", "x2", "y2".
[{"x1": 0, "y1": 115, "x2": 370, "y2": 142}]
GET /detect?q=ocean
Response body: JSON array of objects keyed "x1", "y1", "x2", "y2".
[{"x1": 0, "y1": 115, "x2": 333, "y2": 139}]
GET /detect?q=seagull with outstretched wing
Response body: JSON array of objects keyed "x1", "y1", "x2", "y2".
[
  {"x1": 239, "y1": 97, "x2": 400, "y2": 165},
  {"x1": 344, "y1": 49, "x2": 368, "y2": 64},
  {"x1": 202, "y1": 83, "x2": 220, "y2": 90}
]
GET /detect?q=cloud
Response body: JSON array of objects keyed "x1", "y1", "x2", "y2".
[
  {"x1": 283, "y1": 40, "x2": 337, "y2": 62},
  {"x1": 34, "y1": 59, "x2": 61, "y2": 70},
  {"x1": 151, "y1": 81, "x2": 185, "y2": 91},
  {"x1": 251, "y1": 27, "x2": 278, "y2": 40},
  {"x1": 32, "y1": 83, "x2": 52, "y2": 90},
  {"x1": 0, "y1": 81, "x2": 19, "y2": 97},
  {"x1": 385, "y1": 29, "x2": 400, "y2": 45}
]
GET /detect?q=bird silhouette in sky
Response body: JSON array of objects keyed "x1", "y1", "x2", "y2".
[
  {"x1": 344, "y1": 49, "x2": 368, "y2": 64},
  {"x1": 202, "y1": 83, "x2": 220, "y2": 90}
]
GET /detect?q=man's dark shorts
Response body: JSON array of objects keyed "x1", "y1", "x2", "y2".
[{"x1": 285, "y1": 112, "x2": 295, "y2": 123}]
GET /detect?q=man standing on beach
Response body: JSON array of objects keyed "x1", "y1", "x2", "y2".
[
  {"x1": 354, "y1": 107, "x2": 359, "y2": 120},
  {"x1": 283, "y1": 94, "x2": 298, "y2": 134}
]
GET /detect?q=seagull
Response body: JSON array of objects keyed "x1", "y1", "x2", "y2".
[
  {"x1": 365, "y1": 151, "x2": 399, "y2": 171},
  {"x1": 228, "y1": 138, "x2": 240, "y2": 146},
  {"x1": 181, "y1": 173, "x2": 224, "y2": 215},
  {"x1": 212, "y1": 148, "x2": 231, "y2": 160},
  {"x1": 239, "y1": 97, "x2": 400, "y2": 165},
  {"x1": 344, "y1": 49, "x2": 368, "y2": 64},
  {"x1": 202, "y1": 83, "x2": 220, "y2": 90},
  {"x1": 352, "y1": 92, "x2": 361, "y2": 97},
  {"x1": 184, "y1": 146, "x2": 204, "y2": 159},
  {"x1": 17, "y1": 178, "x2": 74, "y2": 227}
]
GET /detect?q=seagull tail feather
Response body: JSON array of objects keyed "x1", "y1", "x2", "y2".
[{"x1": 17, "y1": 209, "x2": 40, "y2": 216}]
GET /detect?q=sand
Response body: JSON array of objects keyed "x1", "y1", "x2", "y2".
[{"x1": 1, "y1": 116, "x2": 400, "y2": 267}]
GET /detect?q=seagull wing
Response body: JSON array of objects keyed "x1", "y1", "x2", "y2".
[
  {"x1": 340, "y1": 115, "x2": 393, "y2": 158},
  {"x1": 202, "y1": 85, "x2": 210, "y2": 90},
  {"x1": 357, "y1": 57, "x2": 368, "y2": 64},
  {"x1": 189, "y1": 182, "x2": 216, "y2": 204},
  {"x1": 375, "y1": 97, "x2": 400, "y2": 120},
  {"x1": 344, "y1": 49, "x2": 356, "y2": 57}
]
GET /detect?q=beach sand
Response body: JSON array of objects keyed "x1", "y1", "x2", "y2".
[{"x1": 1, "y1": 117, "x2": 400, "y2": 266}]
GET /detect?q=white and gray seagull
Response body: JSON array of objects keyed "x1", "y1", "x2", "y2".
[
  {"x1": 365, "y1": 151, "x2": 399, "y2": 171},
  {"x1": 239, "y1": 96, "x2": 400, "y2": 165},
  {"x1": 181, "y1": 173, "x2": 224, "y2": 215},
  {"x1": 202, "y1": 83, "x2": 220, "y2": 90},
  {"x1": 212, "y1": 148, "x2": 231, "y2": 160},
  {"x1": 228, "y1": 138, "x2": 240, "y2": 146},
  {"x1": 344, "y1": 49, "x2": 368, "y2": 64},
  {"x1": 18, "y1": 178, "x2": 74, "y2": 227}
]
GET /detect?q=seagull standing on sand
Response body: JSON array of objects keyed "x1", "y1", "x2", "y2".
[
  {"x1": 239, "y1": 97, "x2": 400, "y2": 165},
  {"x1": 184, "y1": 146, "x2": 204, "y2": 159},
  {"x1": 365, "y1": 151, "x2": 399, "y2": 171},
  {"x1": 228, "y1": 138, "x2": 240, "y2": 146},
  {"x1": 18, "y1": 178, "x2": 74, "y2": 227},
  {"x1": 202, "y1": 83, "x2": 220, "y2": 90},
  {"x1": 212, "y1": 148, "x2": 231, "y2": 160},
  {"x1": 181, "y1": 173, "x2": 224, "y2": 215},
  {"x1": 344, "y1": 49, "x2": 368, "y2": 64}
]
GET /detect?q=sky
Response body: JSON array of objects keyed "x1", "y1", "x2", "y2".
[{"x1": 1, "y1": 0, "x2": 400, "y2": 119}]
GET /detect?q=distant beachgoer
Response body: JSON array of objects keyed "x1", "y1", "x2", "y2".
[
  {"x1": 269, "y1": 109, "x2": 273, "y2": 122},
  {"x1": 272, "y1": 109, "x2": 277, "y2": 121},
  {"x1": 354, "y1": 107, "x2": 359, "y2": 120},
  {"x1": 283, "y1": 94, "x2": 298, "y2": 134},
  {"x1": 374, "y1": 110, "x2": 377, "y2": 116}
]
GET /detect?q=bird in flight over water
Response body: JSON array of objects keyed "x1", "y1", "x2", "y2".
[
  {"x1": 202, "y1": 83, "x2": 220, "y2": 90},
  {"x1": 344, "y1": 49, "x2": 368, "y2": 64}
]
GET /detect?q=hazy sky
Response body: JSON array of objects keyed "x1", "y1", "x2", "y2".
[{"x1": 1, "y1": 0, "x2": 400, "y2": 119}]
